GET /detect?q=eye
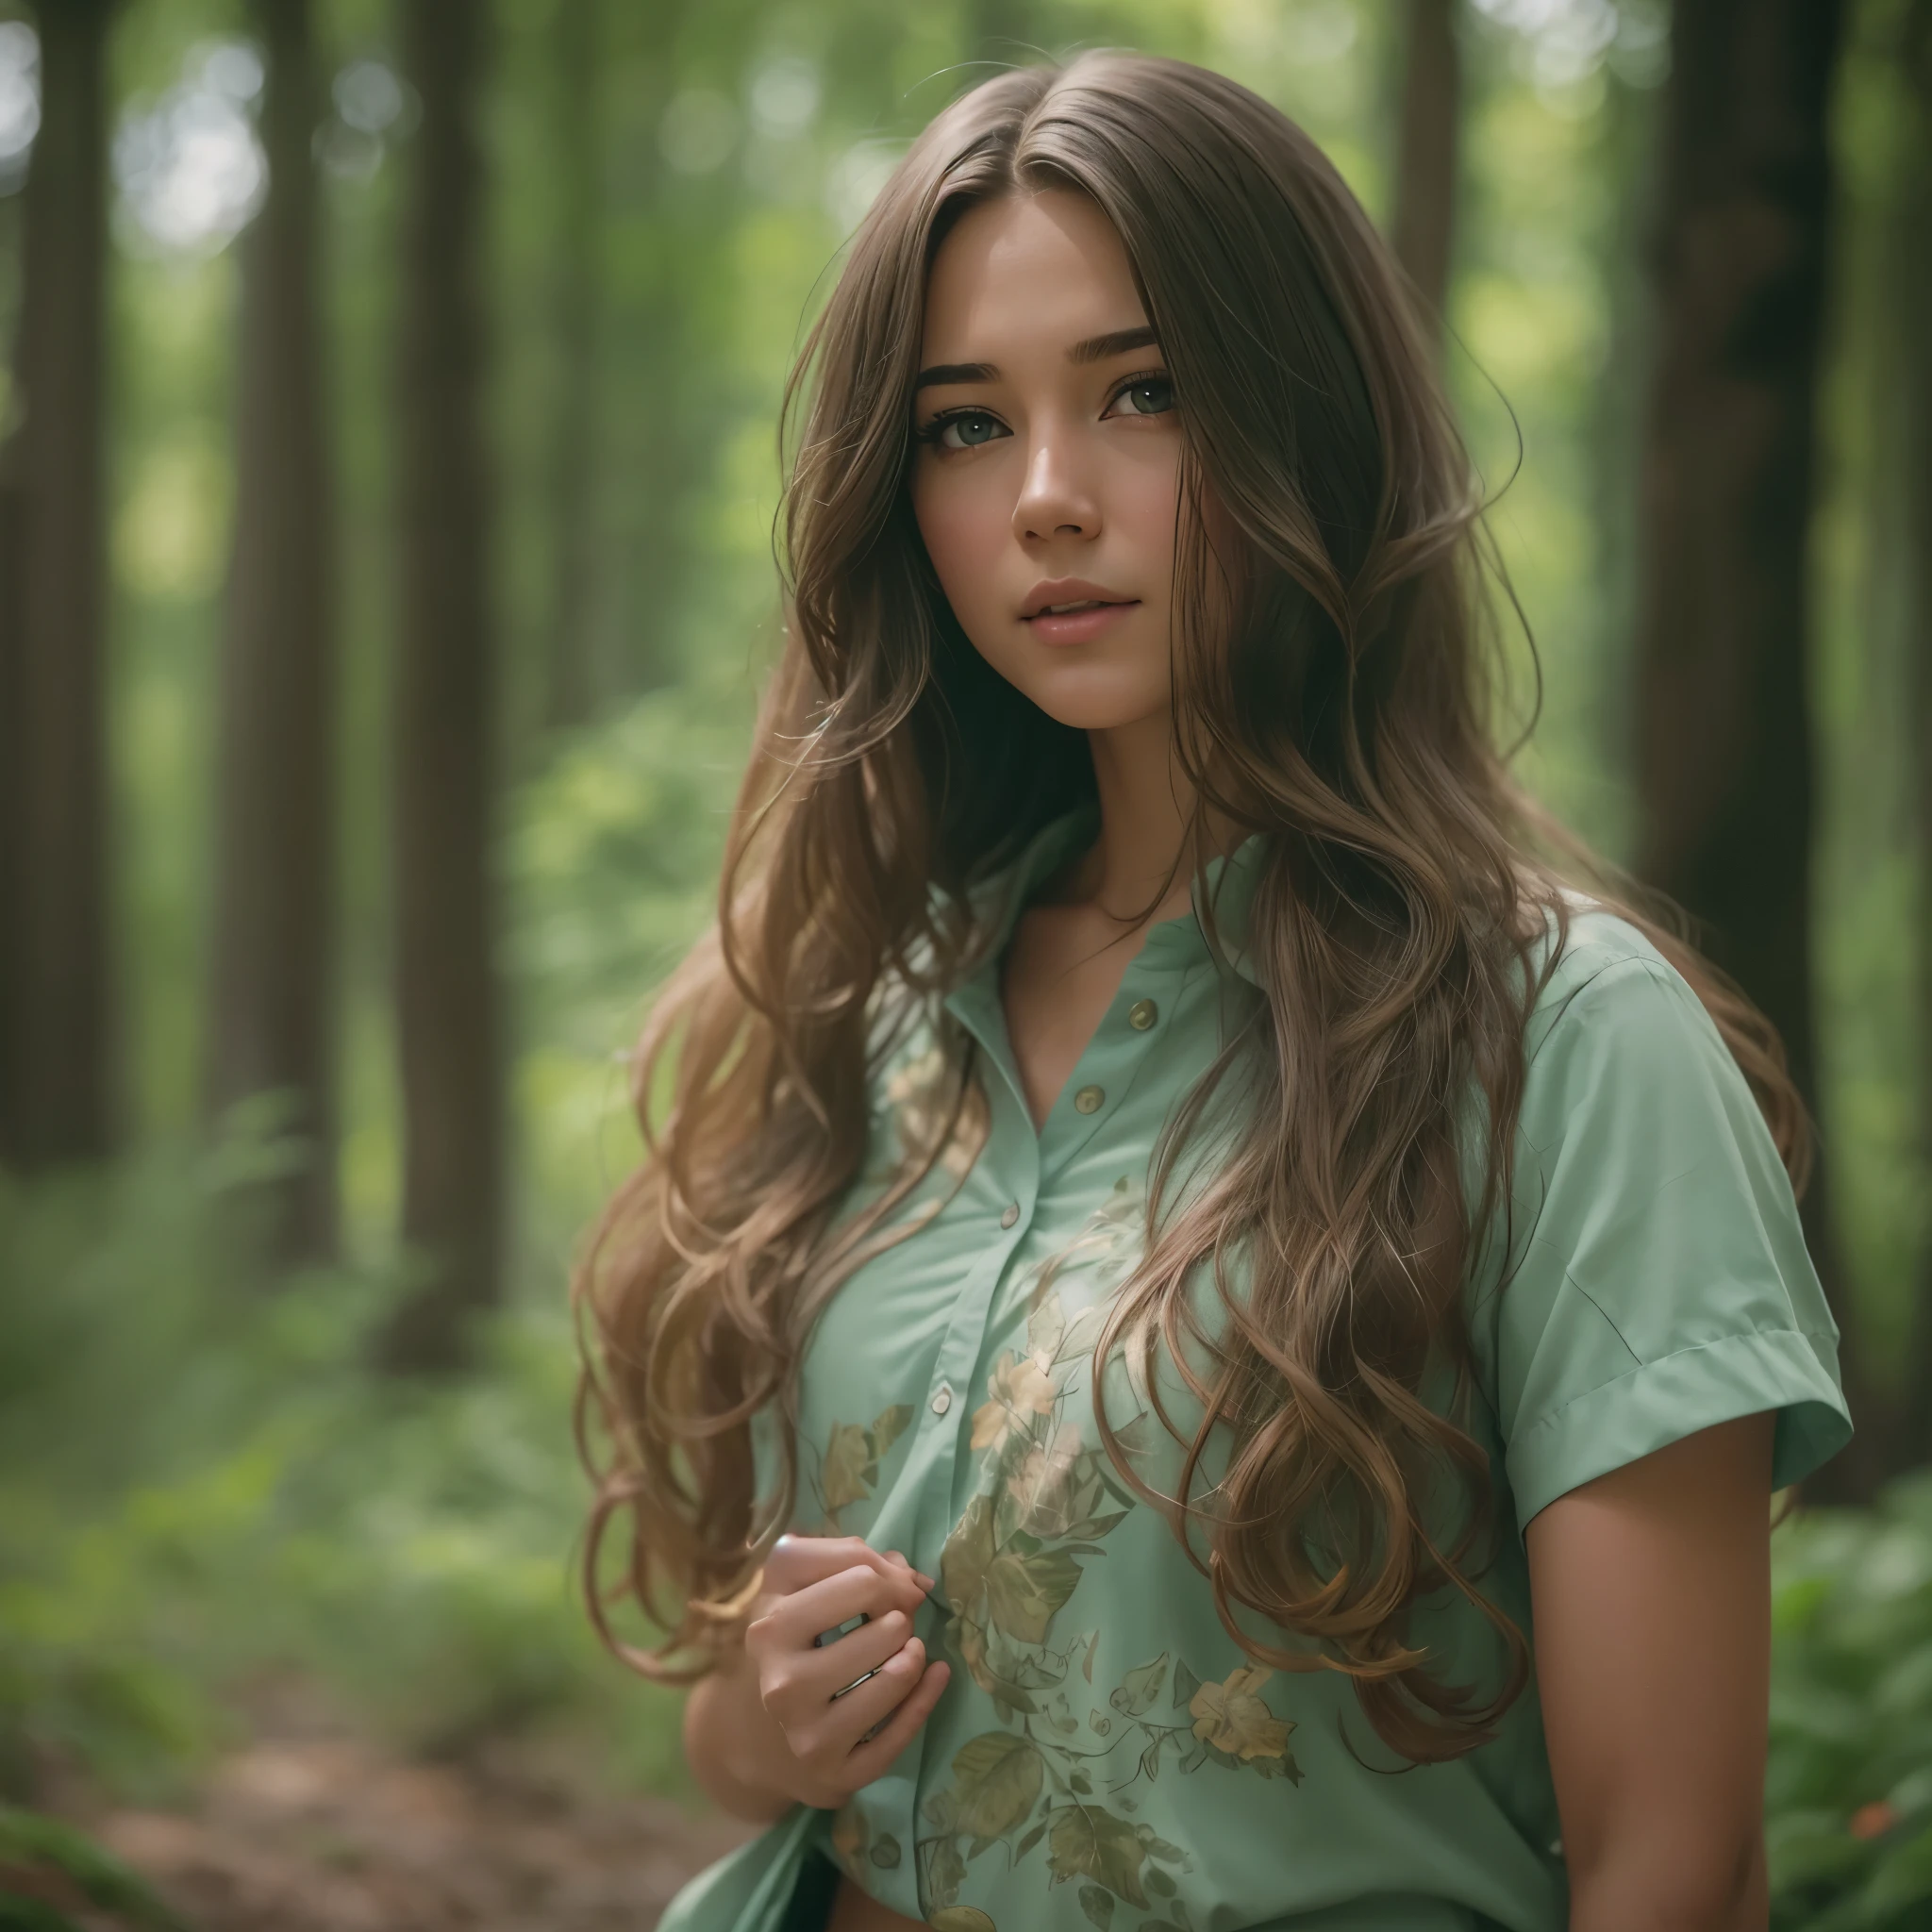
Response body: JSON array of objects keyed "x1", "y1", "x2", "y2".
[
  {"x1": 1106, "y1": 375, "x2": 1175, "y2": 419},
  {"x1": 920, "y1": 408, "x2": 1010, "y2": 451}
]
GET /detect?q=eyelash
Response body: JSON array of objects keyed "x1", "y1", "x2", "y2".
[{"x1": 913, "y1": 368, "x2": 1175, "y2": 448}]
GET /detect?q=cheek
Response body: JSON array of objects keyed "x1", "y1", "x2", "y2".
[
  {"x1": 1112, "y1": 451, "x2": 1182, "y2": 591},
  {"x1": 912, "y1": 461, "x2": 1013, "y2": 618}
]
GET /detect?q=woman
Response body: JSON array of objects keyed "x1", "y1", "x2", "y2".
[{"x1": 576, "y1": 52, "x2": 1852, "y2": 1932}]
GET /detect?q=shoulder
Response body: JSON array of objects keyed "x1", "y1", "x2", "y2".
[
  {"x1": 1516, "y1": 897, "x2": 1735, "y2": 1115},
  {"x1": 1470, "y1": 900, "x2": 1853, "y2": 1523}
]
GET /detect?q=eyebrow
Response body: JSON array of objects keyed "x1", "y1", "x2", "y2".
[{"x1": 912, "y1": 324, "x2": 1161, "y2": 392}]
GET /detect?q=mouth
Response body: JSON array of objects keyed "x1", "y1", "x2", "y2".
[
  {"x1": 1025, "y1": 597, "x2": 1139, "y2": 619},
  {"x1": 1020, "y1": 580, "x2": 1141, "y2": 621}
]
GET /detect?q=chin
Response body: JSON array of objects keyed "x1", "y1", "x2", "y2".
[{"x1": 1008, "y1": 672, "x2": 1170, "y2": 735}]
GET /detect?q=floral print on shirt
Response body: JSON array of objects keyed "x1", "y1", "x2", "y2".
[{"x1": 825, "y1": 1178, "x2": 1302, "y2": 1932}]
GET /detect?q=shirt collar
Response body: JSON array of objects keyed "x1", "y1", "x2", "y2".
[{"x1": 941, "y1": 803, "x2": 1270, "y2": 990}]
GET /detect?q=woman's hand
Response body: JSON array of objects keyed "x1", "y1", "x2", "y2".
[{"x1": 682, "y1": 1534, "x2": 952, "y2": 1822}]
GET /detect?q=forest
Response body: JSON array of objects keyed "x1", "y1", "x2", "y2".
[{"x1": 0, "y1": 0, "x2": 1928, "y2": 1926}]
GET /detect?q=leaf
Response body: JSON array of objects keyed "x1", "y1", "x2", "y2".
[
  {"x1": 1078, "y1": 1883, "x2": 1116, "y2": 1930},
  {"x1": 1027, "y1": 1293, "x2": 1067, "y2": 1364},
  {"x1": 1048, "y1": 1805, "x2": 1149, "y2": 1907},
  {"x1": 1143, "y1": 1835, "x2": 1189, "y2": 1866},
  {"x1": 1090, "y1": 1708, "x2": 1112, "y2": 1736},
  {"x1": 1110, "y1": 1653, "x2": 1169, "y2": 1718},
  {"x1": 868, "y1": 1403, "x2": 913, "y2": 1461},
  {"x1": 941, "y1": 1494, "x2": 997, "y2": 1614},
  {"x1": 869, "y1": 1832, "x2": 901, "y2": 1870},
  {"x1": 949, "y1": 1731, "x2": 1045, "y2": 1840},
  {"x1": 1140, "y1": 1737, "x2": 1162, "y2": 1783},
  {"x1": 984, "y1": 1547, "x2": 1082, "y2": 1644},
  {"x1": 821, "y1": 1423, "x2": 874, "y2": 1513},
  {"x1": 1070, "y1": 1771, "x2": 1092, "y2": 1794},
  {"x1": 1172, "y1": 1660, "x2": 1202, "y2": 1709},
  {"x1": 1082, "y1": 1630, "x2": 1099, "y2": 1683},
  {"x1": 1017, "y1": 1823, "x2": 1046, "y2": 1861},
  {"x1": 924, "y1": 1790, "x2": 960, "y2": 1833},
  {"x1": 930, "y1": 1911, "x2": 996, "y2": 1932},
  {"x1": 1145, "y1": 1865, "x2": 1177, "y2": 1898},
  {"x1": 924, "y1": 1835, "x2": 968, "y2": 1909},
  {"x1": 1063, "y1": 1510, "x2": 1131, "y2": 1542}
]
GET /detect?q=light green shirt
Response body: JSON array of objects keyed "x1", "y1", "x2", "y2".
[{"x1": 659, "y1": 804, "x2": 1852, "y2": 1932}]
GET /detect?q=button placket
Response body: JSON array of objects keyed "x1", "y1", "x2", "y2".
[{"x1": 1034, "y1": 958, "x2": 1195, "y2": 1186}]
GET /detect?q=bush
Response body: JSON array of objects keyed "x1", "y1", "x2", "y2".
[
  {"x1": 1769, "y1": 1474, "x2": 1932, "y2": 1929},
  {"x1": 0, "y1": 1130, "x2": 686, "y2": 1807}
]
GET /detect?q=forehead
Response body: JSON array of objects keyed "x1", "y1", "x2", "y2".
[{"x1": 920, "y1": 188, "x2": 1147, "y2": 358}]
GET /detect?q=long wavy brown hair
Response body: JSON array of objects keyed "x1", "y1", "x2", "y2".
[{"x1": 575, "y1": 51, "x2": 1809, "y2": 1764}]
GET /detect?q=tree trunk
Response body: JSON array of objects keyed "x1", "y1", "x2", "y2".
[
  {"x1": 383, "y1": 0, "x2": 503, "y2": 1372},
  {"x1": 1899, "y1": 0, "x2": 1932, "y2": 1471},
  {"x1": 541, "y1": 0, "x2": 602, "y2": 732},
  {"x1": 205, "y1": 0, "x2": 339, "y2": 1261},
  {"x1": 1632, "y1": 0, "x2": 1883, "y2": 1498},
  {"x1": 1390, "y1": 0, "x2": 1460, "y2": 330},
  {"x1": 0, "y1": 0, "x2": 116, "y2": 1170}
]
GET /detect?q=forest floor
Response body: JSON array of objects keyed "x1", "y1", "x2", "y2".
[{"x1": 66, "y1": 1693, "x2": 754, "y2": 1932}]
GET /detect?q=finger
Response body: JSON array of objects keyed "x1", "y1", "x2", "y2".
[
  {"x1": 880, "y1": 1549, "x2": 938, "y2": 1591},
  {"x1": 843, "y1": 1657, "x2": 952, "y2": 1777},
  {"x1": 754, "y1": 1563, "x2": 920, "y2": 1653},
  {"x1": 768, "y1": 1536, "x2": 932, "y2": 1599},
  {"x1": 764, "y1": 1607, "x2": 913, "y2": 1722},
  {"x1": 794, "y1": 1638, "x2": 934, "y2": 1759},
  {"x1": 767, "y1": 1536, "x2": 910, "y2": 1593}
]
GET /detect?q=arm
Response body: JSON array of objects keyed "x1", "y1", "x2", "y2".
[
  {"x1": 1524, "y1": 1411, "x2": 1775, "y2": 1932},
  {"x1": 682, "y1": 1535, "x2": 952, "y2": 1824}
]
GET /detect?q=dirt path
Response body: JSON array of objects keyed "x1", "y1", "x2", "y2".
[{"x1": 85, "y1": 1727, "x2": 755, "y2": 1932}]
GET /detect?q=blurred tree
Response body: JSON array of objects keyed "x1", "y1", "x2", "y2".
[
  {"x1": 1900, "y1": 0, "x2": 1932, "y2": 1465},
  {"x1": 205, "y1": 0, "x2": 339, "y2": 1262},
  {"x1": 384, "y1": 0, "x2": 503, "y2": 1372},
  {"x1": 1630, "y1": 0, "x2": 1883, "y2": 1497},
  {"x1": 0, "y1": 0, "x2": 117, "y2": 1171},
  {"x1": 1390, "y1": 0, "x2": 1459, "y2": 330},
  {"x1": 541, "y1": 0, "x2": 603, "y2": 732},
  {"x1": 597, "y1": 0, "x2": 690, "y2": 705}
]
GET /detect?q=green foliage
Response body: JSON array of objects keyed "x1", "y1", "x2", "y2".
[
  {"x1": 1768, "y1": 1478, "x2": 1932, "y2": 1929},
  {"x1": 0, "y1": 1804, "x2": 191, "y2": 1931},
  {"x1": 0, "y1": 1127, "x2": 688, "y2": 1807}
]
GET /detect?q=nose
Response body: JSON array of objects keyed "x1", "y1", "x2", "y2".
[{"x1": 1012, "y1": 428, "x2": 1100, "y2": 545}]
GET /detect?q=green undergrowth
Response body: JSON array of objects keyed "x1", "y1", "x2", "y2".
[
  {"x1": 0, "y1": 1127, "x2": 688, "y2": 1812},
  {"x1": 1767, "y1": 1474, "x2": 1932, "y2": 1929}
]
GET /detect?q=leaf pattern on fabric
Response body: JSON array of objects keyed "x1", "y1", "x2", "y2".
[
  {"x1": 915, "y1": 1177, "x2": 1302, "y2": 1924},
  {"x1": 1186, "y1": 1666, "x2": 1297, "y2": 1768},
  {"x1": 884, "y1": 1043, "x2": 991, "y2": 1180},
  {"x1": 809, "y1": 1400, "x2": 913, "y2": 1531}
]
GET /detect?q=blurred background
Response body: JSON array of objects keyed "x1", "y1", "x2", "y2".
[{"x1": 0, "y1": 0, "x2": 1927, "y2": 1926}]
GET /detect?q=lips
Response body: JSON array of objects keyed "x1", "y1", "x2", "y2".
[{"x1": 1021, "y1": 578, "x2": 1140, "y2": 621}]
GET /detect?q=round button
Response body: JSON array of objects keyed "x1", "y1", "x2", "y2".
[
  {"x1": 931, "y1": 1384, "x2": 953, "y2": 1416},
  {"x1": 1000, "y1": 1203, "x2": 1020, "y2": 1229},
  {"x1": 1074, "y1": 1085, "x2": 1105, "y2": 1114},
  {"x1": 1128, "y1": 998, "x2": 1158, "y2": 1031}
]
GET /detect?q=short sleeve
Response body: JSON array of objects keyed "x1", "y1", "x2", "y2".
[{"x1": 1471, "y1": 930, "x2": 1853, "y2": 1531}]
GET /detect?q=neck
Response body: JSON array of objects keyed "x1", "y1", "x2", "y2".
[{"x1": 1073, "y1": 710, "x2": 1238, "y2": 925}]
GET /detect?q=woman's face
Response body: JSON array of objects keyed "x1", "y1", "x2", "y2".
[{"x1": 910, "y1": 189, "x2": 1185, "y2": 735}]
